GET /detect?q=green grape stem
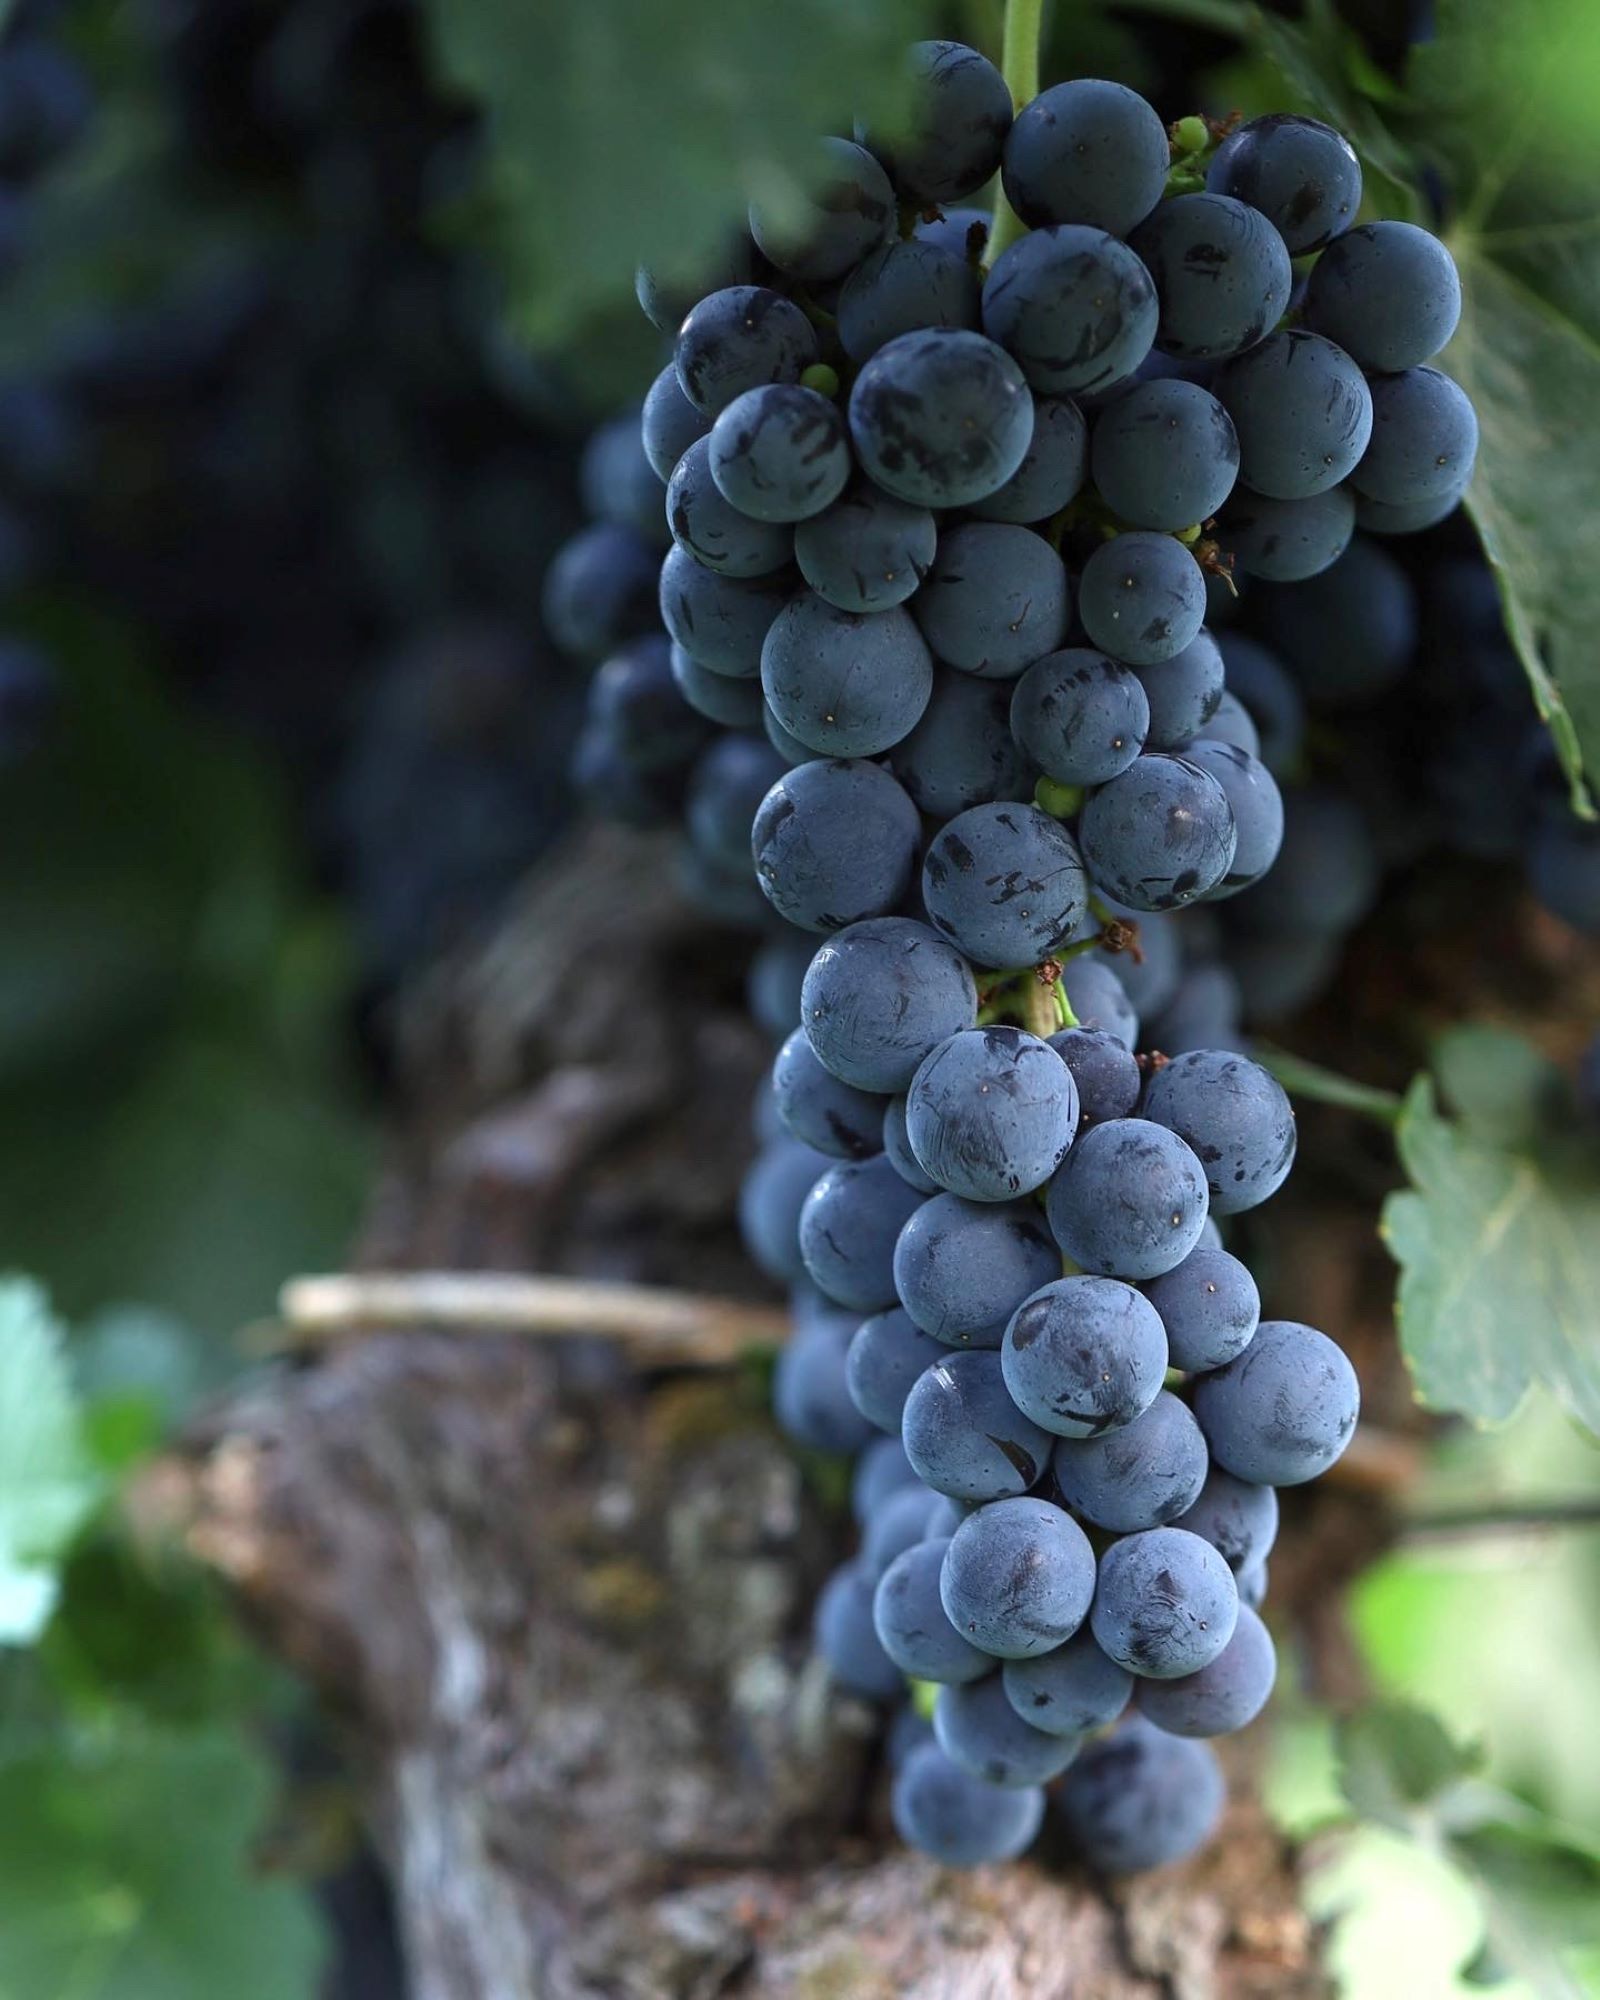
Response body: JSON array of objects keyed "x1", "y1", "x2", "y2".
[{"x1": 983, "y1": 0, "x2": 1042, "y2": 270}]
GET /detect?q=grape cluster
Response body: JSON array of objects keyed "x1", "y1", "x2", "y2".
[
  {"x1": 759, "y1": 1036, "x2": 1356, "y2": 1874},
  {"x1": 537, "y1": 39, "x2": 1485, "y2": 1871}
]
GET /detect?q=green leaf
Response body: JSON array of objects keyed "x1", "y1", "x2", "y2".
[
  {"x1": 0, "y1": 607, "x2": 370, "y2": 1335},
  {"x1": 1442, "y1": 248, "x2": 1600, "y2": 817},
  {"x1": 1450, "y1": 1808, "x2": 1600, "y2": 1953},
  {"x1": 0, "y1": 1728, "x2": 321, "y2": 1999},
  {"x1": 1430, "y1": 1025, "x2": 1571, "y2": 1150},
  {"x1": 418, "y1": 0, "x2": 940, "y2": 336},
  {"x1": 0, "y1": 1282, "x2": 98, "y2": 1645},
  {"x1": 1336, "y1": 1701, "x2": 1484, "y2": 1833},
  {"x1": 1384, "y1": 1071, "x2": 1600, "y2": 1432}
]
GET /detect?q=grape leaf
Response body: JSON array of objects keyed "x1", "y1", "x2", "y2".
[
  {"x1": 1382, "y1": 1032, "x2": 1600, "y2": 1431},
  {"x1": 1337, "y1": 1702, "x2": 1484, "y2": 1833},
  {"x1": 0, "y1": 1729, "x2": 321, "y2": 1999},
  {"x1": 0, "y1": 1280, "x2": 98, "y2": 1644},
  {"x1": 1440, "y1": 244, "x2": 1600, "y2": 819},
  {"x1": 417, "y1": 0, "x2": 939, "y2": 336},
  {"x1": 1327, "y1": 1704, "x2": 1600, "y2": 1996},
  {"x1": 0, "y1": 607, "x2": 370, "y2": 1334}
]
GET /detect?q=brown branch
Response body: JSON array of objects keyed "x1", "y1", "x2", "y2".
[
  {"x1": 1403, "y1": 1496, "x2": 1600, "y2": 1539},
  {"x1": 266, "y1": 1272, "x2": 791, "y2": 1367}
]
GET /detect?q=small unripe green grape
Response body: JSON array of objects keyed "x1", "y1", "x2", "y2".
[
  {"x1": 1173, "y1": 115, "x2": 1210, "y2": 155},
  {"x1": 1035, "y1": 775, "x2": 1084, "y2": 820},
  {"x1": 801, "y1": 362, "x2": 841, "y2": 398}
]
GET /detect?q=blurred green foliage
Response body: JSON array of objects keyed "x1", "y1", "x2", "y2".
[
  {"x1": 1384, "y1": 1027, "x2": 1600, "y2": 1431},
  {"x1": 0, "y1": 602, "x2": 370, "y2": 1337}
]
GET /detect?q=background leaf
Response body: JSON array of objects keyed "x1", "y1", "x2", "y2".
[
  {"x1": 419, "y1": 0, "x2": 941, "y2": 338},
  {"x1": 0, "y1": 1282, "x2": 98, "y2": 1645},
  {"x1": 1337, "y1": 1701, "x2": 1483, "y2": 1832},
  {"x1": 0, "y1": 608, "x2": 371, "y2": 1337},
  {"x1": 0, "y1": 1729, "x2": 322, "y2": 2000},
  {"x1": 1383, "y1": 1061, "x2": 1600, "y2": 1432}
]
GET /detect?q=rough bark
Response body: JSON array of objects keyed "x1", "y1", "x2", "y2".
[{"x1": 183, "y1": 825, "x2": 1334, "y2": 2000}]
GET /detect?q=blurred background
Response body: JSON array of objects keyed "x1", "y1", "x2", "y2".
[{"x1": 1, "y1": 0, "x2": 1598, "y2": 1995}]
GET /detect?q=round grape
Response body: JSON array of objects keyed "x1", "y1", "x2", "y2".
[
  {"x1": 865, "y1": 40, "x2": 1013, "y2": 206},
  {"x1": 1171, "y1": 1466, "x2": 1279, "y2": 1576},
  {"x1": 1142, "y1": 1245, "x2": 1260, "y2": 1373},
  {"x1": 848, "y1": 1308, "x2": 947, "y2": 1433},
  {"x1": 1048, "y1": 1027, "x2": 1142, "y2": 1124},
  {"x1": 641, "y1": 363, "x2": 712, "y2": 482},
  {"x1": 1077, "y1": 534, "x2": 1206, "y2": 667},
  {"x1": 793, "y1": 482, "x2": 937, "y2": 613},
  {"x1": 1002, "y1": 79, "x2": 1170, "y2": 237},
  {"x1": 1057, "y1": 1715, "x2": 1225, "y2": 1870},
  {"x1": 1059, "y1": 959, "x2": 1139, "y2": 1050},
  {"x1": 1135, "y1": 627, "x2": 1224, "y2": 750},
  {"x1": 891, "y1": 1739, "x2": 1045, "y2": 1866},
  {"x1": 889, "y1": 666, "x2": 1033, "y2": 819},
  {"x1": 1090, "y1": 1527, "x2": 1238, "y2": 1678},
  {"x1": 882, "y1": 1094, "x2": 941, "y2": 1194},
  {"x1": 906, "y1": 1026, "x2": 1079, "y2": 1203},
  {"x1": 670, "y1": 643, "x2": 766, "y2": 727},
  {"x1": 1142, "y1": 1048, "x2": 1296, "y2": 1214},
  {"x1": 1351, "y1": 366, "x2": 1478, "y2": 507},
  {"x1": 971, "y1": 394, "x2": 1089, "y2": 524},
  {"x1": 799, "y1": 1154, "x2": 926, "y2": 1311},
  {"x1": 802, "y1": 917, "x2": 978, "y2": 1092},
  {"x1": 901, "y1": 1349, "x2": 1052, "y2": 1502},
  {"x1": 1183, "y1": 740, "x2": 1284, "y2": 895},
  {"x1": 658, "y1": 543, "x2": 792, "y2": 676},
  {"x1": 1207, "y1": 113, "x2": 1362, "y2": 255},
  {"x1": 1010, "y1": 649, "x2": 1149, "y2": 786},
  {"x1": 738, "y1": 1139, "x2": 828, "y2": 1284},
  {"x1": 752, "y1": 756, "x2": 921, "y2": 932},
  {"x1": 684, "y1": 731, "x2": 789, "y2": 869},
  {"x1": 982, "y1": 225, "x2": 1158, "y2": 396},
  {"x1": 1214, "y1": 330, "x2": 1373, "y2": 500},
  {"x1": 837, "y1": 238, "x2": 982, "y2": 363},
  {"x1": 1138, "y1": 1603, "x2": 1276, "y2": 1736},
  {"x1": 749, "y1": 137, "x2": 893, "y2": 282},
  {"x1": 668, "y1": 434, "x2": 794, "y2": 576},
  {"x1": 913, "y1": 521, "x2": 1070, "y2": 679},
  {"x1": 1003, "y1": 1631, "x2": 1131, "y2": 1738},
  {"x1": 814, "y1": 1559, "x2": 904, "y2": 1699},
  {"x1": 1091, "y1": 380, "x2": 1241, "y2": 531},
  {"x1": 934, "y1": 1674, "x2": 1084, "y2": 1786},
  {"x1": 1045, "y1": 1119, "x2": 1210, "y2": 1280},
  {"x1": 849, "y1": 327, "x2": 1034, "y2": 507},
  {"x1": 940, "y1": 1497, "x2": 1096, "y2": 1659},
  {"x1": 893, "y1": 1192, "x2": 1063, "y2": 1348},
  {"x1": 1304, "y1": 220, "x2": 1462, "y2": 372},
  {"x1": 1001, "y1": 1273, "x2": 1168, "y2": 1437},
  {"x1": 543, "y1": 523, "x2": 660, "y2": 659},
  {"x1": 761, "y1": 590, "x2": 933, "y2": 756},
  {"x1": 1192, "y1": 1319, "x2": 1359, "y2": 1485},
  {"x1": 1129, "y1": 194, "x2": 1292, "y2": 362},
  {"x1": 772, "y1": 1026, "x2": 887, "y2": 1159},
  {"x1": 675, "y1": 286, "x2": 819, "y2": 416},
  {"x1": 774, "y1": 1313, "x2": 877, "y2": 1455},
  {"x1": 874, "y1": 1537, "x2": 993, "y2": 1683},
  {"x1": 922, "y1": 801, "x2": 1089, "y2": 967},
  {"x1": 1221, "y1": 484, "x2": 1356, "y2": 582},
  {"x1": 1078, "y1": 753, "x2": 1238, "y2": 912}
]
